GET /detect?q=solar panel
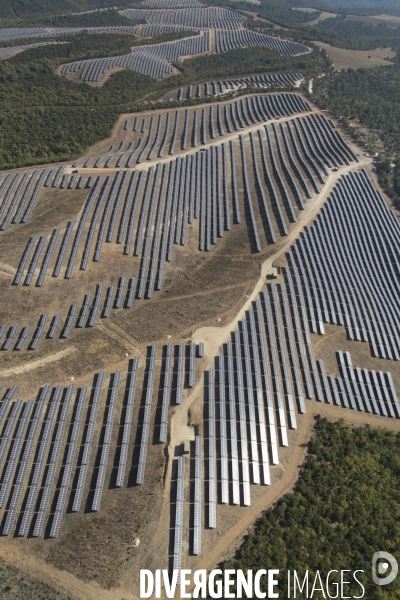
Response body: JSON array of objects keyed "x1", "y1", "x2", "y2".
[
  {"x1": 159, "y1": 343, "x2": 172, "y2": 443},
  {"x1": 240, "y1": 319, "x2": 260, "y2": 485},
  {"x1": 92, "y1": 372, "x2": 120, "y2": 510},
  {"x1": 72, "y1": 372, "x2": 104, "y2": 512},
  {"x1": 173, "y1": 455, "x2": 185, "y2": 572},
  {"x1": 117, "y1": 358, "x2": 139, "y2": 487},
  {"x1": 0, "y1": 386, "x2": 17, "y2": 428},
  {"x1": 193, "y1": 435, "x2": 202, "y2": 555},
  {"x1": 136, "y1": 344, "x2": 158, "y2": 484},
  {"x1": 50, "y1": 387, "x2": 87, "y2": 535},
  {"x1": 0, "y1": 400, "x2": 33, "y2": 510},
  {"x1": 0, "y1": 400, "x2": 24, "y2": 470},
  {"x1": 175, "y1": 342, "x2": 185, "y2": 405}
]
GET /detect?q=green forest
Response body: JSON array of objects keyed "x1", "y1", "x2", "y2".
[
  {"x1": 216, "y1": 418, "x2": 400, "y2": 599},
  {"x1": 312, "y1": 60, "x2": 400, "y2": 203},
  {"x1": 313, "y1": 64, "x2": 400, "y2": 153}
]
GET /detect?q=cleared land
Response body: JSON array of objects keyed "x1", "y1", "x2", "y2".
[
  {"x1": 314, "y1": 42, "x2": 396, "y2": 70},
  {"x1": 346, "y1": 13, "x2": 400, "y2": 27},
  {"x1": 292, "y1": 7, "x2": 338, "y2": 24}
]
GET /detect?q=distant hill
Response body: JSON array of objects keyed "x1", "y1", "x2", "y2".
[
  {"x1": 0, "y1": 0, "x2": 135, "y2": 19},
  {"x1": 289, "y1": 0, "x2": 400, "y2": 12}
]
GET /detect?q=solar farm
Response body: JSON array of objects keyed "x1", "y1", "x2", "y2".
[{"x1": 0, "y1": 0, "x2": 399, "y2": 597}]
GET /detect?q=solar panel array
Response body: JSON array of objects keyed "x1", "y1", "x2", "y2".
[
  {"x1": 0, "y1": 25, "x2": 138, "y2": 43},
  {"x1": 193, "y1": 435, "x2": 202, "y2": 555},
  {"x1": 123, "y1": 6, "x2": 244, "y2": 29},
  {"x1": 215, "y1": 29, "x2": 309, "y2": 55},
  {"x1": 0, "y1": 352, "x2": 162, "y2": 535},
  {"x1": 2, "y1": 389, "x2": 48, "y2": 535},
  {"x1": 50, "y1": 386, "x2": 88, "y2": 537},
  {"x1": 136, "y1": 343, "x2": 158, "y2": 484},
  {"x1": 61, "y1": 32, "x2": 210, "y2": 81},
  {"x1": 168, "y1": 73, "x2": 303, "y2": 101},
  {"x1": 33, "y1": 386, "x2": 74, "y2": 537},
  {"x1": 208, "y1": 368, "x2": 217, "y2": 527},
  {"x1": 142, "y1": 0, "x2": 205, "y2": 7},
  {"x1": 116, "y1": 358, "x2": 140, "y2": 487},
  {"x1": 92, "y1": 372, "x2": 120, "y2": 511},
  {"x1": 192, "y1": 214, "x2": 398, "y2": 545},
  {"x1": 18, "y1": 385, "x2": 56, "y2": 536},
  {"x1": 160, "y1": 343, "x2": 173, "y2": 443},
  {"x1": 14, "y1": 112, "x2": 356, "y2": 299},
  {"x1": 79, "y1": 94, "x2": 310, "y2": 170},
  {"x1": 0, "y1": 167, "x2": 71, "y2": 234},
  {"x1": 72, "y1": 371, "x2": 105, "y2": 512},
  {"x1": 0, "y1": 399, "x2": 33, "y2": 511},
  {"x1": 286, "y1": 170, "x2": 400, "y2": 361},
  {"x1": 318, "y1": 351, "x2": 400, "y2": 416}
]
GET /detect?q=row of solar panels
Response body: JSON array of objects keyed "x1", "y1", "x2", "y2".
[
  {"x1": 140, "y1": 24, "x2": 203, "y2": 37},
  {"x1": 0, "y1": 25, "x2": 139, "y2": 43},
  {"x1": 9, "y1": 114, "x2": 357, "y2": 328},
  {"x1": 215, "y1": 29, "x2": 309, "y2": 56},
  {"x1": 0, "y1": 165, "x2": 66, "y2": 233},
  {"x1": 0, "y1": 343, "x2": 199, "y2": 537},
  {"x1": 0, "y1": 42, "x2": 60, "y2": 61},
  {"x1": 174, "y1": 73, "x2": 303, "y2": 100},
  {"x1": 123, "y1": 6, "x2": 244, "y2": 28},
  {"x1": 141, "y1": 0, "x2": 204, "y2": 8},
  {"x1": 10, "y1": 117, "x2": 356, "y2": 321},
  {"x1": 193, "y1": 435, "x2": 202, "y2": 555},
  {"x1": 201, "y1": 279, "x2": 398, "y2": 529},
  {"x1": 172, "y1": 455, "x2": 185, "y2": 579}
]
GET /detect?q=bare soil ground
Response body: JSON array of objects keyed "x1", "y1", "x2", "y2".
[{"x1": 314, "y1": 42, "x2": 396, "y2": 70}]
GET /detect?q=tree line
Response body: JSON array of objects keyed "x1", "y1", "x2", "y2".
[{"x1": 214, "y1": 417, "x2": 400, "y2": 599}]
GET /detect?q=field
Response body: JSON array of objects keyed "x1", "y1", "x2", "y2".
[
  {"x1": 314, "y1": 41, "x2": 396, "y2": 69},
  {"x1": 346, "y1": 13, "x2": 400, "y2": 27},
  {"x1": 292, "y1": 7, "x2": 338, "y2": 24}
]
